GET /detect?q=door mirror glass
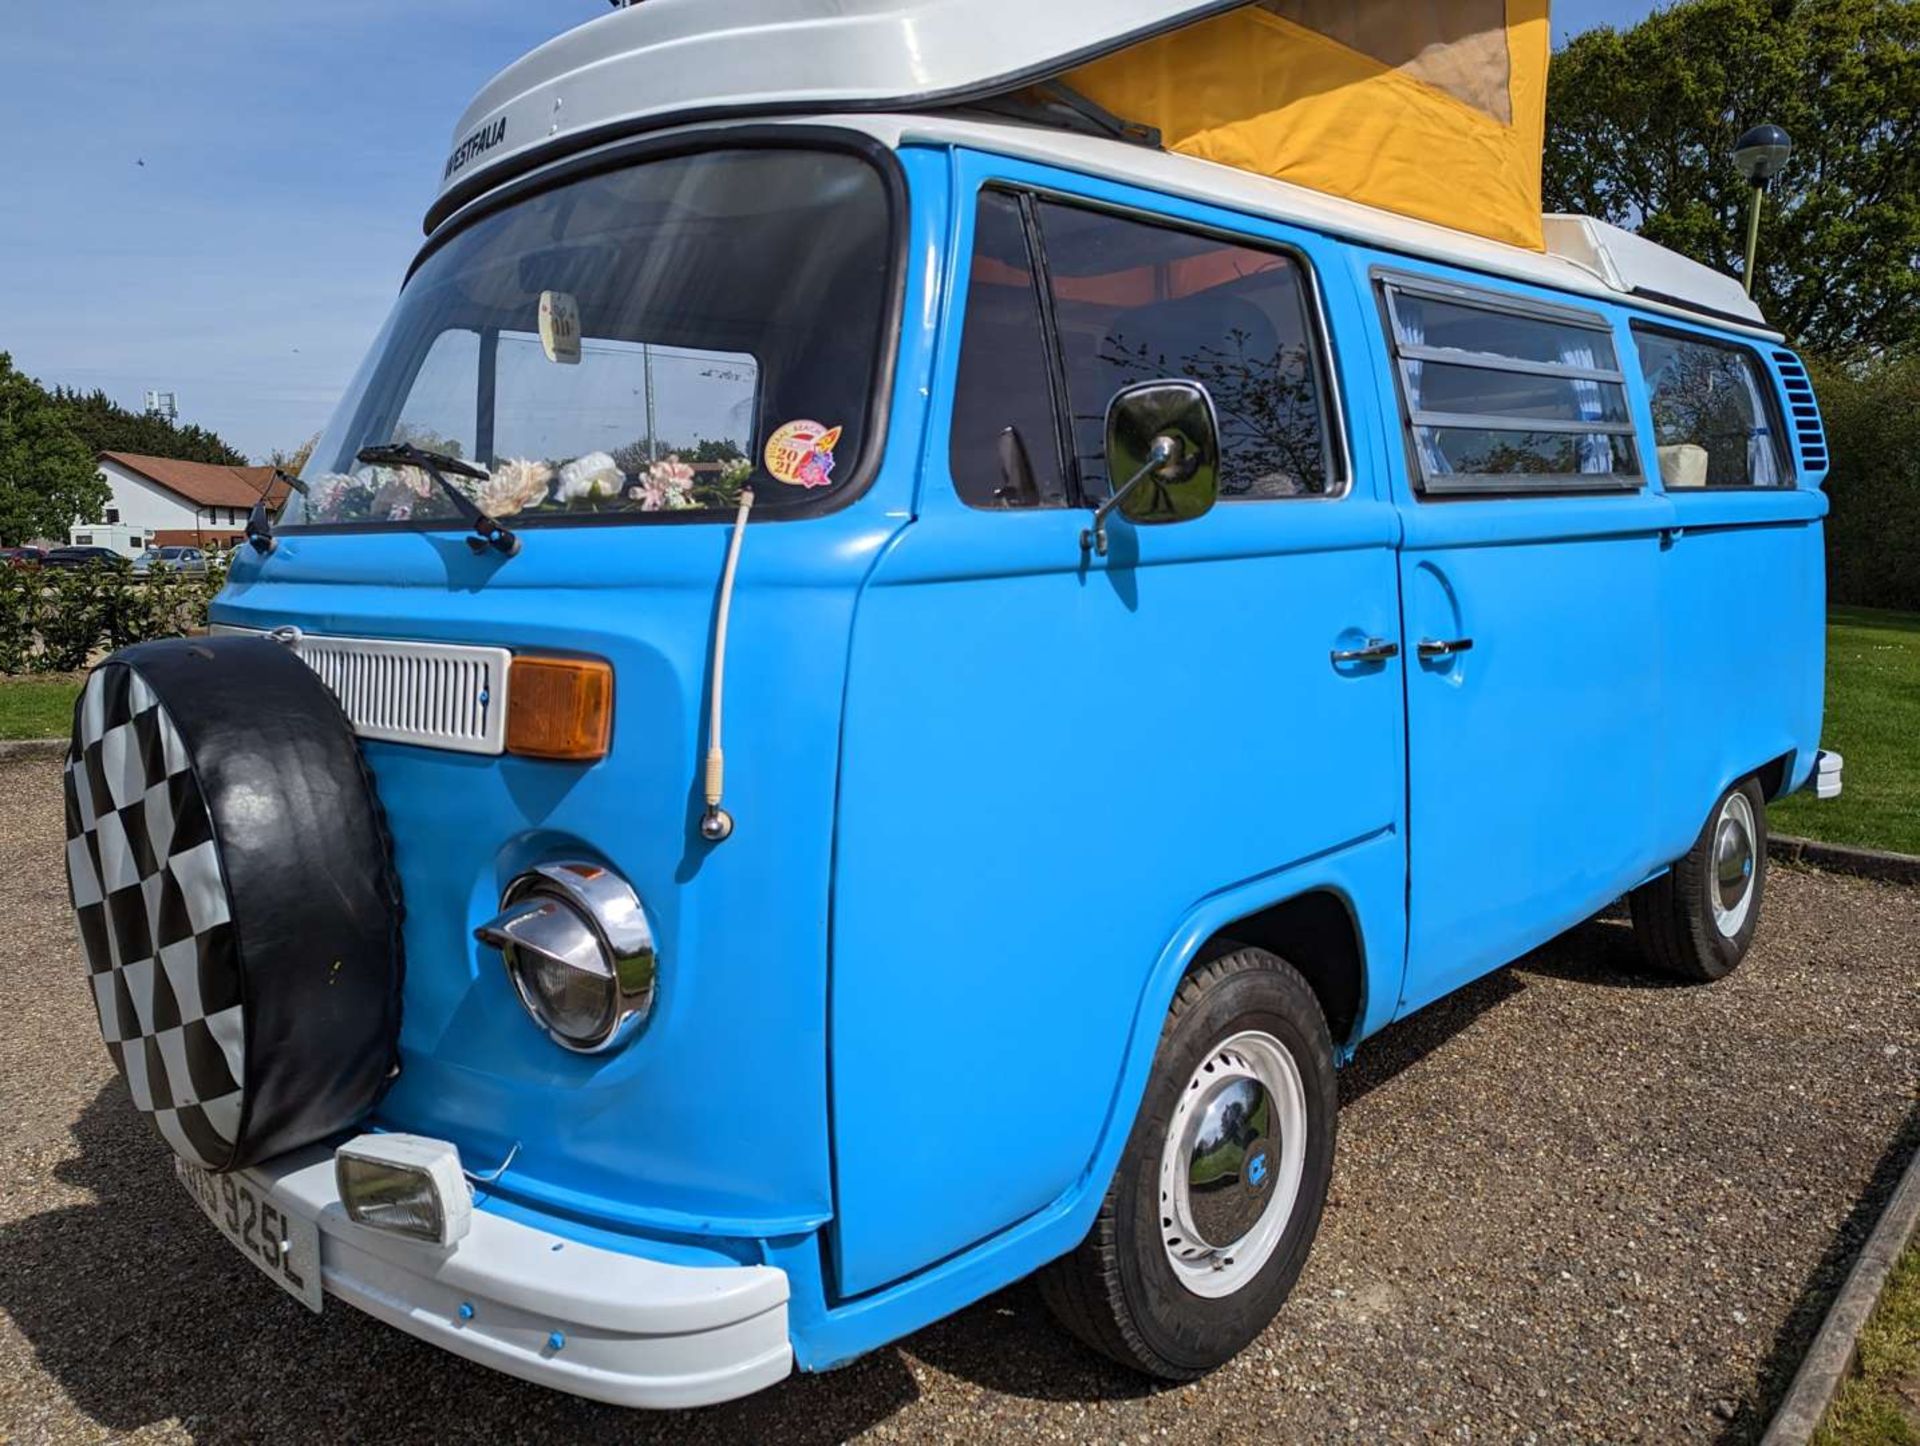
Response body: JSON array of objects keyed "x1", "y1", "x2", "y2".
[{"x1": 1104, "y1": 380, "x2": 1221, "y2": 528}]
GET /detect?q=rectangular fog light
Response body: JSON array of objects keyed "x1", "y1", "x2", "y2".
[{"x1": 335, "y1": 1134, "x2": 473, "y2": 1246}]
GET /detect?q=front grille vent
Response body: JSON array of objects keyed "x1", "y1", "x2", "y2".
[
  {"x1": 212, "y1": 627, "x2": 511, "y2": 755},
  {"x1": 1771, "y1": 350, "x2": 1829, "y2": 482}
]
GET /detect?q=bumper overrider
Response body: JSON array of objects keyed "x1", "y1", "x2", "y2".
[{"x1": 244, "y1": 1143, "x2": 792, "y2": 1408}]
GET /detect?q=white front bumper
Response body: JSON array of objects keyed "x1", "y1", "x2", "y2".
[{"x1": 246, "y1": 1147, "x2": 792, "y2": 1408}]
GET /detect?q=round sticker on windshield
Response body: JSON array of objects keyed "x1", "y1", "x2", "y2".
[{"x1": 764, "y1": 420, "x2": 842, "y2": 489}]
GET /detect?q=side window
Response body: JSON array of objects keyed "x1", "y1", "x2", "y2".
[
  {"x1": 1632, "y1": 327, "x2": 1788, "y2": 489},
  {"x1": 948, "y1": 192, "x2": 1070, "y2": 508},
  {"x1": 1381, "y1": 277, "x2": 1640, "y2": 494},
  {"x1": 1035, "y1": 201, "x2": 1337, "y2": 500}
]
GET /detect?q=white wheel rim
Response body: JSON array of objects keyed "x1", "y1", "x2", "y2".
[
  {"x1": 1710, "y1": 791, "x2": 1758, "y2": 938},
  {"x1": 1157, "y1": 1029, "x2": 1307, "y2": 1299}
]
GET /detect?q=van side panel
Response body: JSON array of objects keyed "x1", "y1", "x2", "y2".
[
  {"x1": 1353, "y1": 248, "x2": 1682, "y2": 1014},
  {"x1": 1656, "y1": 501, "x2": 1826, "y2": 829},
  {"x1": 1393, "y1": 496, "x2": 1675, "y2": 1011},
  {"x1": 1621, "y1": 321, "x2": 1831, "y2": 839}
]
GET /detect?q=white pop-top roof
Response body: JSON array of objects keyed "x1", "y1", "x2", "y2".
[
  {"x1": 434, "y1": 0, "x2": 1222, "y2": 213},
  {"x1": 430, "y1": 1, "x2": 1773, "y2": 336}
]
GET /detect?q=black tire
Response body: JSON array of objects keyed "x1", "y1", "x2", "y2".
[
  {"x1": 1628, "y1": 776, "x2": 1768, "y2": 982},
  {"x1": 63, "y1": 636, "x2": 405, "y2": 1171},
  {"x1": 1037, "y1": 948, "x2": 1336, "y2": 1379}
]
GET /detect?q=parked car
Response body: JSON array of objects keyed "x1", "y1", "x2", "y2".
[
  {"x1": 0, "y1": 545, "x2": 47, "y2": 568},
  {"x1": 131, "y1": 545, "x2": 209, "y2": 577},
  {"x1": 41, "y1": 546, "x2": 124, "y2": 569},
  {"x1": 56, "y1": 0, "x2": 1847, "y2": 1413}
]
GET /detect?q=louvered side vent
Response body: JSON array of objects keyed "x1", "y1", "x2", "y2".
[
  {"x1": 211, "y1": 627, "x2": 512, "y2": 755},
  {"x1": 1771, "y1": 350, "x2": 1829, "y2": 484}
]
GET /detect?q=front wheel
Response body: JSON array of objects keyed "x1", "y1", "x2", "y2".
[
  {"x1": 1629, "y1": 777, "x2": 1768, "y2": 982},
  {"x1": 1037, "y1": 948, "x2": 1336, "y2": 1379}
]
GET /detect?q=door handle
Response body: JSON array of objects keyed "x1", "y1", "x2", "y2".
[
  {"x1": 1331, "y1": 637, "x2": 1400, "y2": 665},
  {"x1": 1416, "y1": 636, "x2": 1474, "y2": 659}
]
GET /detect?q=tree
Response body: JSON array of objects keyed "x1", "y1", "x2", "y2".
[
  {"x1": 612, "y1": 435, "x2": 745, "y2": 474},
  {"x1": 0, "y1": 359, "x2": 108, "y2": 545},
  {"x1": 0, "y1": 354, "x2": 108, "y2": 545},
  {"x1": 48, "y1": 385, "x2": 249, "y2": 466},
  {"x1": 1544, "y1": 0, "x2": 1920, "y2": 362},
  {"x1": 266, "y1": 432, "x2": 319, "y2": 475}
]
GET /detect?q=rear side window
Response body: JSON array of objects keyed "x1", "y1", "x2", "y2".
[
  {"x1": 1380, "y1": 275, "x2": 1640, "y2": 494},
  {"x1": 1632, "y1": 327, "x2": 1788, "y2": 489},
  {"x1": 948, "y1": 189, "x2": 1340, "y2": 508}
]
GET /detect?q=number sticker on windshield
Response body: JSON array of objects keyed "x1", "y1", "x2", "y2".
[
  {"x1": 763, "y1": 419, "x2": 841, "y2": 489},
  {"x1": 539, "y1": 290, "x2": 581, "y2": 365}
]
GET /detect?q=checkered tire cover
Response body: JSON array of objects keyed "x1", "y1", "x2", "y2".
[{"x1": 64, "y1": 635, "x2": 404, "y2": 1173}]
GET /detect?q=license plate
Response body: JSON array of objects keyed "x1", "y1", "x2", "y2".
[{"x1": 175, "y1": 1157, "x2": 324, "y2": 1313}]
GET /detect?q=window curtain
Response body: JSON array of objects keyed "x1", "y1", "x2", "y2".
[
  {"x1": 1398, "y1": 299, "x2": 1451, "y2": 476},
  {"x1": 1740, "y1": 369, "x2": 1783, "y2": 486},
  {"x1": 1560, "y1": 340, "x2": 1612, "y2": 474}
]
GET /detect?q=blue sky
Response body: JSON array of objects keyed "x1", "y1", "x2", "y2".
[{"x1": 1, "y1": 0, "x2": 1662, "y2": 462}]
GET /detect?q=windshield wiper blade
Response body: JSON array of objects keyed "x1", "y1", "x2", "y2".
[{"x1": 356, "y1": 442, "x2": 519, "y2": 557}]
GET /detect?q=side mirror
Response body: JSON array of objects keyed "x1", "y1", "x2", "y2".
[
  {"x1": 1081, "y1": 380, "x2": 1220, "y2": 557},
  {"x1": 245, "y1": 498, "x2": 277, "y2": 555}
]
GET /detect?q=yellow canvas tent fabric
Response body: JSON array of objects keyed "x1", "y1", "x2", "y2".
[{"x1": 1064, "y1": 1, "x2": 1552, "y2": 251}]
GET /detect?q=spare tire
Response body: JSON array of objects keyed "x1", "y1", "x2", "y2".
[{"x1": 62, "y1": 635, "x2": 404, "y2": 1172}]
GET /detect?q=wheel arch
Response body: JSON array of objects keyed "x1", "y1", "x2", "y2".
[
  {"x1": 1191, "y1": 889, "x2": 1368, "y2": 1049},
  {"x1": 1753, "y1": 748, "x2": 1796, "y2": 802}
]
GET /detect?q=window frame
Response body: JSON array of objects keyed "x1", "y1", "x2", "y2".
[
  {"x1": 1376, "y1": 268, "x2": 1644, "y2": 498},
  {"x1": 950, "y1": 181, "x2": 1353, "y2": 509},
  {"x1": 1628, "y1": 319, "x2": 1793, "y2": 493}
]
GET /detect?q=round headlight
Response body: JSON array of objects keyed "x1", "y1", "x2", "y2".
[{"x1": 474, "y1": 862, "x2": 656, "y2": 1053}]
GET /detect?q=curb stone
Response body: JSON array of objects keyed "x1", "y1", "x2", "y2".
[
  {"x1": 0, "y1": 738, "x2": 65, "y2": 761},
  {"x1": 1770, "y1": 834, "x2": 1920, "y2": 887},
  {"x1": 1760, "y1": 1135, "x2": 1920, "y2": 1443}
]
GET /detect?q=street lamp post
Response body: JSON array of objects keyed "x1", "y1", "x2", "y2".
[{"x1": 1733, "y1": 123, "x2": 1792, "y2": 297}]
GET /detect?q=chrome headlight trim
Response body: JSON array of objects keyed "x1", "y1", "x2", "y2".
[{"x1": 475, "y1": 860, "x2": 657, "y2": 1054}]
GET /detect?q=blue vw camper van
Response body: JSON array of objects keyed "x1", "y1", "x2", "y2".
[{"x1": 62, "y1": 0, "x2": 1843, "y2": 1407}]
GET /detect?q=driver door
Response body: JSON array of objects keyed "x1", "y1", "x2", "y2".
[{"x1": 826, "y1": 157, "x2": 1406, "y2": 1296}]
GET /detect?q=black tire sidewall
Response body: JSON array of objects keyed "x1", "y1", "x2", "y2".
[
  {"x1": 1694, "y1": 777, "x2": 1768, "y2": 977},
  {"x1": 1109, "y1": 954, "x2": 1336, "y2": 1375}
]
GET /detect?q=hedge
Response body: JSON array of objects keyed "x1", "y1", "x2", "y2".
[
  {"x1": 1816, "y1": 357, "x2": 1920, "y2": 615},
  {"x1": 0, "y1": 560, "x2": 226, "y2": 675}
]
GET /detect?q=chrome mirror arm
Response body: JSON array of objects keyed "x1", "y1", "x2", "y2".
[{"x1": 1081, "y1": 433, "x2": 1181, "y2": 557}]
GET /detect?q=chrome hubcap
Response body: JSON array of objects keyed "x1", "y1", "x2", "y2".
[
  {"x1": 1710, "y1": 792, "x2": 1758, "y2": 938},
  {"x1": 1158, "y1": 1030, "x2": 1307, "y2": 1298}
]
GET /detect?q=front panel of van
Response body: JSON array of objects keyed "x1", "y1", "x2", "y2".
[{"x1": 210, "y1": 135, "x2": 945, "y2": 1253}]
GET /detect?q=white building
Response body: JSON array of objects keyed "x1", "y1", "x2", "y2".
[{"x1": 79, "y1": 452, "x2": 290, "y2": 554}]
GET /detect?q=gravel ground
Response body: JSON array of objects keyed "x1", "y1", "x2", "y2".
[{"x1": 1, "y1": 752, "x2": 1916, "y2": 1445}]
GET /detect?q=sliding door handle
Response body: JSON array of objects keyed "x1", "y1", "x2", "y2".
[
  {"x1": 1331, "y1": 638, "x2": 1400, "y2": 665},
  {"x1": 1416, "y1": 636, "x2": 1474, "y2": 659}
]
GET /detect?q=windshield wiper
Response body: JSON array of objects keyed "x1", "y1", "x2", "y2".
[{"x1": 356, "y1": 442, "x2": 520, "y2": 557}]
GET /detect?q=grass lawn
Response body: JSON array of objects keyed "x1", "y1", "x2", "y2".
[
  {"x1": 0, "y1": 675, "x2": 80, "y2": 741},
  {"x1": 1772, "y1": 606, "x2": 1920, "y2": 857},
  {"x1": 2, "y1": 609, "x2": 1912, "y2": 850},
  {"x1": 1814, "y1": 1244, "x2": 1920, "y2": 1445}
]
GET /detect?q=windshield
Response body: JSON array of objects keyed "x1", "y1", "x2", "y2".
[{"x1": 284, "y1": 145, "x2": 895, "y2": 529}]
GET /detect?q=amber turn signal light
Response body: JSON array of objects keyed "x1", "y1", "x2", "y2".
[{"x1": 506, "y1": 656, "x2": 613, "y2": 761}]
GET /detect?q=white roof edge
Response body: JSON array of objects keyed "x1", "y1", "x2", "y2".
[
  {"x1": 855, "y1": 115, "x2": 1782, "y2": 339},
  {"x1": 428, "y1": 101, "x2": 1783, "y2": 342}
]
